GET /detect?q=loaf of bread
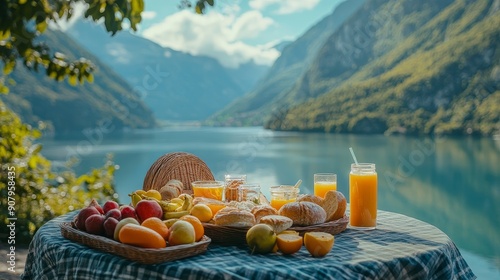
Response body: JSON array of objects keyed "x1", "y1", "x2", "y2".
[
  {"x1": 251, "y1": 205, "x2": 278, "y2": 222},
  {"x1": 297, "y1": 191, "x2": 347, "y2": 222},
  {"x1": 259, "y1": 215, "x2": 293, "y2": 233},
  {"x1": 278, "y1": 201, "x2": 326, "y2": 226},
  {"x1": 159, "y1": 179, "x2": 183, "y2": 200},
  {"x1": 213, "y1": 207, "x2": 256, "y2": 228}
]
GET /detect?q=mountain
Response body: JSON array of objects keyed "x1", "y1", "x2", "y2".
[
  {"x1": 66, "y1": 21, "x2": 269, "y2": 121},
  {"x1": 0, "y1": 29, "x2": 156, "y2": 134},
  {"x1": 266, "y1": 0, "x2": 499, "y2": 136},
  {"x1": 208, "y1": 0, "x2": 366, "y2": 126}
]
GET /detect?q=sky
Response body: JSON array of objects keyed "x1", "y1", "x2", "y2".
[
  {"x1": 60, "y1": 0, "x2": 345, "y2": 68},
  {"x1": 137, "y1": 0, "x2": 345, "y2": 68}
]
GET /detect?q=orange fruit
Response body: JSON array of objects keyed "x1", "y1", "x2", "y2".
[
  {"x1": 141, "y1": 217, "x2": 170, "y2": 240},
  {"x1": 190, "y1": 204, "x2": 213, "y2": 222},
  {"x1": 304, "y1": 232, "x2": 334, "y2": 257},
  {"x1": 279, "y1": 230, "x2": 300, "y2": 236},
  {"x1": 118, "y1": 223, "x2": 166, "y2": 248},
  {"x1": 180, "y1": 215, "x2": 204, "y2": 241},
  {"x1": 206, "y1": 204, "x2": 226, "y2": 217},
  {"x1": 276, "y1": 234, "x2": 303, "y2": 255}
]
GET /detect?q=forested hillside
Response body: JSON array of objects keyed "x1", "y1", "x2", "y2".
[
  {"x1": 266, "y1": 0, "x2": 499, "y2": 136},
  {"x1": 1, "y1": 29, "x2": 156, "y2": 134}
]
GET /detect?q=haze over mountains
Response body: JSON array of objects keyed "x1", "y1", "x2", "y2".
[{"x1": 66, "y1": 20, "x2": 269, "y2": 122}]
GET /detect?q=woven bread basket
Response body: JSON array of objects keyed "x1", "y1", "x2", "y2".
[{"x1": 143, "y1": 152, "x2": 215, "y2": 194}]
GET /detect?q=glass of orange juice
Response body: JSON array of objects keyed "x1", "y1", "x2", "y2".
[
  {"x1": 191, "y1": 181, "x2": 225, "y2": 201},
  {"x1": 314, "y1": 173, "x2": 337, "y2": 198},
  {"x1": 349, "y1": 163, "x2": 377, "y2": 230},
  {"x1": 270, "y1": 185, "x2": 299, "y2": 211}
]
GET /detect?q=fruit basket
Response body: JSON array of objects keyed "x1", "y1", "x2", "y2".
[
  {"x1": 203, "y1": 215, "x2": 349, "y2": 245},
  {"x1": 60, "y1": 222, "x2": 211, "y2": 264}
]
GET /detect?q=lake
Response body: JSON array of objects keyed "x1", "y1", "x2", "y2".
[{"x1": 40, "y1": 126, "x2": 500, "y2": 278}]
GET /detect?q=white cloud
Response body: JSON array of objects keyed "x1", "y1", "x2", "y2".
[
  {"x1": 142, "y1": 10, "x2": 280, "y2": 68},
  {"x1": 106, "y1": 43, "x2": 131, "y2": 64},
  {"x1": 142, "y1": 11, "x2": 157, "y2": 20},
  {"x1": 49, "y1": 2, "x2": 86, "y2": 31},
  {"x1": 249, "y1": 0, "x2": 320, "y2": 14}
]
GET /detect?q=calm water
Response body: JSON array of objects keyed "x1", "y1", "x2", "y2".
[{"x1": 40, "y1": 126, "x2": 500, "y2": 278}]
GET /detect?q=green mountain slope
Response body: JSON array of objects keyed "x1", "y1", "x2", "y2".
[
  {"x1": 266, "y1": 0, "x2": 499, "y2": 136},
  {"x1": 1, "y1": 29, "x2": 156, "y2": 134},
  {"x1": 208, "y1": 0, "x2": 366, "y2": 126}
]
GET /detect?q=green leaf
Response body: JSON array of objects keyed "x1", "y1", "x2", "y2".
[
  {"x1": 68, "y1": 74, "x2": 77, "y2": 86},
  {"x1": 18, "y1": 0, "x2": 28, "y2": 4},
  {"x1": 3, "y1": 60, "x2": 15, "y2": 75},
  {"x1": 0, "y1": 85, "x2": 9, "y2": 94},
  {"x1": 131, "y1": 0, "x2": 145, "y2": 14},
  {"x1": 36, "y1": 20, "x2": 48, "y2": 33},
  {"x1": 206, "y1": 0, "x2": 214, "y2": 6}
]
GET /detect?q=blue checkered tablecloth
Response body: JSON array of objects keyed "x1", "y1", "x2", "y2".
[{"x1": 21, "y1": 210, "x2": 475, "y2": 280}]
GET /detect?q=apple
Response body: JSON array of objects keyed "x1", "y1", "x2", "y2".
[
  {"x1": 88, "y1": 199, "x2": 104, "y2": 214},
  {"x1": 103, "y1": 200, "x2": 120, "y2": 214},
  {"x1": 76, "y1": 206, "x2": 100, "y2": 231},
  {"x1": 120, "y1": 205, "x2": 137, "y2": 220},
  {"x1": 113, "y1": 217, "x2": 140, "y2": 241},
  {"x1": 135, "y1": 200, "x2": 162, "y2": 222},
  {"x1": 103, "y1": 217, "x2": 120, "y2": 238},
  {"x1": 85, "y1": 214, "x2": 105, "y2": 235},
  {"x1": 168, "y1": 220, "x2": 195, "y2": 246},
  {"x1": 105, "y1": 208, "x2": 122, "y2": 220}
]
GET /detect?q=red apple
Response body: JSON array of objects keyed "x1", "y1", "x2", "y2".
[
  {"x1": 103, "y1": 200, "x2": 120, "y2": 213},
  {"x1": 88, "y1": 199, "x2": 104, "y2": 214},
  {"x1": 85, "y1": 214, "x2": 105, "y2": 235},
  {"x1": 105, "y1": 208, "x2": 122, "y2": 220},
  {"x1": 76, "y1": 206, "x2": 100, "y2": 231},
  {"x1": 120, "y1": 205, "x2": 137, "y2": 220},
  {"x1": 103, "y1": 217, "x2": 120, "y2": 238},
  {"x1": 135, "y1": 200, "x2": 162, "y2": 222}
]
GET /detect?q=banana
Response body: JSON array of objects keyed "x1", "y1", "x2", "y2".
[
  {"x1": 170, "y1": 198, "x2": 184, "y2": 205},
  {"x1": 158, "y1": 200, "x2": 181, "y2": 212},
  {"x1": 175, "y1": 194, "x2": 194, "y2": 212},
  {"x1": 129, "y1": 192, "x2": 142, "y2": 207},
  {"x1": 163, "y1": 210, "x2": 189, "y2": 219}
]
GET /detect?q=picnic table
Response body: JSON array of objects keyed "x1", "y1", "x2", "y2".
[{"x1": 21, "y1": 209, "x2": 475, "y2": 279}]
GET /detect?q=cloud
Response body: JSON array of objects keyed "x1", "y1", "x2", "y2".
[
  {"x1": 49, "y1": 2, "x2": 86, "y2": 31},
  {"x1": 142, "y1": 11, "x2": 157, "y2": 20},
  {"x1": 249, "y1": 0, "x2": 320, "y2": 14},
  {"x1": 142, "y1": 10, "x2": 280, "y2": 68}
]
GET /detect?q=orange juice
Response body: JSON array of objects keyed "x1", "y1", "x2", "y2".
[
  {"x1": 314, "y1": 182, "x2": 337, "y2": 198},
  {"x1": 270, "y1": 185, "x2": 299, "y2": 211},
  {"x1": 270, "y1": 198, "x2": 296, "y2": 211},
  {"x1": 349, "y1": 164, "x2": 377, "y2": 229},
  {"x1": 192, "y1": 181, "x2": 224, "y2": 201}
]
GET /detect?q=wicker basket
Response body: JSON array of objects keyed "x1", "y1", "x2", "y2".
[
  {"x1": 143, "y1": 152, "x2": 215, "y2": 194},
  {"x1": 203, "y1": 215, "x2": 349, "y2": 245},
  {"x1": 60, "y1": 222, "x2": 211, "y2": 264}
]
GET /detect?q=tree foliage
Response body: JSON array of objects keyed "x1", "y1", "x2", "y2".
[{"x1": 0, "y1": 100, "x2": 118, "y2": 243}]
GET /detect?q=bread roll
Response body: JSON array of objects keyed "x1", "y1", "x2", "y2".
[
  {"x1": 226, "y1": 201, "x2": 256, "y2": 212},
  {"x1": 278, "y1": 202, "x2": 326, "y2": 226},
  {"x1": 297, "y1": 191, "x2": 346, "y2": 222},
  {"x1": 251, "y1": 205, "x2": 278, "y2": 222},
  {"x1": 159, "y1": 179, "x2": 183, "y2": 200},
  {"x1": 213, "y1": 207, "x2": 255, "y2": 228},
  {"x1": 331, "y1": 191, "x2": 347, "y2": 221},
  {"x1": 259, "y1": 215, "x2": 293, "y2": 234}
]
